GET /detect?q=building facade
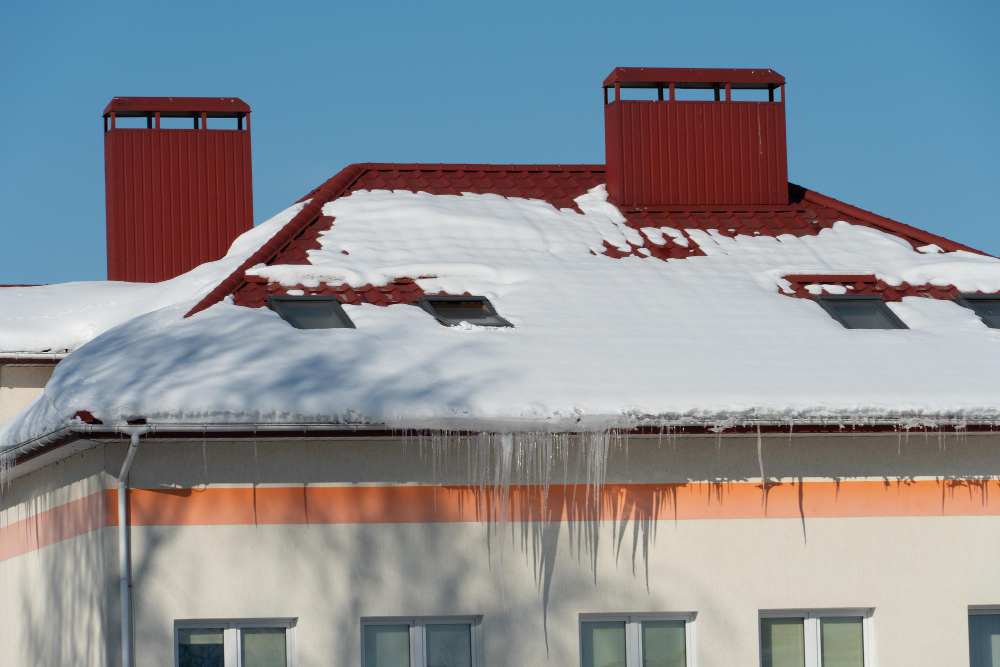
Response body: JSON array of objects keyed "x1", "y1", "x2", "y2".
[{"x1": 2, "y1": 69, "x2": 1000, "y2": 667}]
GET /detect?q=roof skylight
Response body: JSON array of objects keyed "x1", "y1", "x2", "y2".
[
  {"x1": 956, "y1": 295, "x2": 1000, "y2": 328},
  {"x1": 267, "y1": 295, "x2": 355, "y2": 329},
  {"x1": 814, "y1": 295, "x2": 907, "y2": 330},
  {"x1": 418, "y1": 296, "x2": 513, "y2": 328}
]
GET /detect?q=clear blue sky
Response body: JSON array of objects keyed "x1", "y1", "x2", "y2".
[{"x1": 1, "y1": 0, "x2": 997, "y2": 284}]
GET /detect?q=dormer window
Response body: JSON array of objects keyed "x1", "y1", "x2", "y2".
[
  {"x1": 418, "y1": 296, "x2": 513, "y2": 328},
  {"x1": 956, "y1": 295, "x2": 1000, "y2": 328},
  {"x1": 266, "y1": 295, "x2": 355, "y2": 329},
  {"x1": 815, "y1": 295, "x2": 907, "y2": 330}
]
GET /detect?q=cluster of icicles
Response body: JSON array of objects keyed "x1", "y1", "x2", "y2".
[
  {"x1": 404, "y1": 429, "x2": 616, "y2": 529},
  {"x1": 397, "y1": 417, "x2": 995, "y2": 527}
]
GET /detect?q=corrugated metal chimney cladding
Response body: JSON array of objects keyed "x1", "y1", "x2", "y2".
[
  {"x1": 103, "y1": 97, "x2": 253, "y2": 282},
  {"x1": 603, "y1": 68, "x2": 788, "y2": 208}
]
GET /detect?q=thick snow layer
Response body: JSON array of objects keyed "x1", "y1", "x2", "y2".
[
  {"x1": 0, "y1": 203, "x2": 305, "y2": 353},
  {"x1": 5, "y1": 187, "x2": 1000, "y2": 447}
]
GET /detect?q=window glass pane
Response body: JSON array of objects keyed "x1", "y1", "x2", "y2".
[
  {"x1": 968, "y1": 300, "x2": 1000, "y2": 328},
  {"x1": 581, "y1": 621, "x2": 627, "y2": 667},
  {"x1": 970, "y1": 613, "x2": 1000, "y2": 667},
  {"x1": 826, "y1": 300, "x2": 898, "y2": 329},
  {"x1": 426, "y1": 623, "x2": 473, "y2": 667},
  {"x1": 641, "y1": 620, "x2": 686, "y2": 667},
  {"x1": 276, "y1": 301, "x2": 349, "y2": 329},
  {"x1": 178, "y1": 627, "x2": 225, "y2": 667},
  {"x1": 820, "y1": 617, "x2": 864, "y2": 667},
  {"x1": 364, "y1": 624, "x2": 411, "y2": 667},
  {"x1": 429, "y1": 301, "x2": 509, "y2": 327},
  {"x1": 241, "y1": 627, "x2": 287, "y2": 667},
  {"x1": 761, "y1": 617, "x2": 805, "y2": 667}
]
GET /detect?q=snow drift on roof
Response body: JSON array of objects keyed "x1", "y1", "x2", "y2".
[
  {"x1": 0, "y1": 203, "x2": 306, "y2": 353},
  {"x1": 4, "y1": 186, "x2": 1000, "y2": 447}
]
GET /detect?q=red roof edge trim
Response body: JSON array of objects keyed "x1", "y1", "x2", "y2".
[
  {"x1": 800, "y1": 188, "x2": 989, "y2": 257},
  {"x1": 296, "y1": 163, "x2": 607, "y2": 203},
  {"x1": 185, "y1": 163, "x2": 371, "y2": 318}
]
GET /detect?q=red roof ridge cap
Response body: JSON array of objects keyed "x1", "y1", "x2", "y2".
[
  {"x1": 363, "y1": 162, "x2": 605, "y2": 172},
  {"x1": 185, "y1": 163, "x2": 371, "y2": 318},
  {"x1": 800, "y1": 186, "x2": 990, "y2": 257}
]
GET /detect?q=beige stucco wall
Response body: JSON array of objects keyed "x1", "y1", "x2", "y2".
[
  {"x1": 125, "y1": 433, "x2": 1000, "y2": 667},
  {"x1": 129, "y1": 515, "x2": 997, "y2": 667},
  {"x1": 0, "y1": 364, "x2": 53, "y2": 426},
  {"x1": 1, "y1": 432, "x2": 998, "y2": 666},
  {"x1": 0, "y1": 445, "x2": 118, "y2": 667}
]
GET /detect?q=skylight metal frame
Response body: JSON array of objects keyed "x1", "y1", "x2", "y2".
[
  {"x1": 417, "y1": 295, "x2": 513, "y2": 328},
  {"x1": 814, "y1": 295, "x2": 908, "y2": 330},
  {"x1": 266, "y1": 295, "x2": 356, "y2": 330},
  {"x1": 954, "y1": 294, "x2": 1000, "y2": 329}
]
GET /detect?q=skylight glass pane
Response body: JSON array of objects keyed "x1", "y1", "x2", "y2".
[
  {"x1": 966, "y1": 299, "x2": 1000, "y2": 328},
  {"x1": 269, "y1": 297, "x2": 354, "y2": 329},
  {"x1": 435, "y1": 304, "x2": 504, "y2": 326},
  {"x1": 278, "y1": 301, "x2": 338, "y2": 329},
  {"x1": 581, "y1": 621, "x2": 627, "y2": 667},
  {"x1": 761, "y1": 617, "x2": 805, "y2": 667},
  {"x1": 178, "y1": 628, "x2": 225, "y2": 667},
  {"x1": 824, "y1": 299, "x2": 900, "y2": 329},
  {"x1": 820, "y1": 617, "x2": 864, "y2": 667},
  {"x1": 426, "y1": 299, "x2": 511, "y2": 327}
]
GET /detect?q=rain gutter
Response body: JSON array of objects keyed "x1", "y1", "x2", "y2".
[{"x1": 0, "y1": 352, "x2": 68, "y2": 364}]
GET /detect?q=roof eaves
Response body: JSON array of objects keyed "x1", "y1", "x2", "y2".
[{"x1": 7, "y1": 418, "x2": 999, "y2": 481}]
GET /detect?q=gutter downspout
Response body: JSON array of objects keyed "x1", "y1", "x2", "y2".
[{"x1": 117, "y1": 427, "x2": 148, "y2": 667}]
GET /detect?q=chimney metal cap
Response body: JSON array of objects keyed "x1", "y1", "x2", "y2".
[
  {"x1": 103, "y1": 97, "x2": 251, "y2": 118},
  {"x1": 603, "y1": 67, "x2": 784, "y2": 90}
]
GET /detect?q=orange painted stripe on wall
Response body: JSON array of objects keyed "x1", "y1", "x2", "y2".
[
  {"x1": 124, "y1": 480, "x2": 1000, "y2": 526},
  {"x1": 0, "y1": 492, "x2": 108, "y2": 561},
  {"x1": 2, "y1": 479, "x2": 998, "y2": 562}
]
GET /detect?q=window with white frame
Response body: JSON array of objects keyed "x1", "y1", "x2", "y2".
[
  {"x1": 969, "y1": 608, "x2": 1000, "y2": 667},
  {"x1": 759, "y1": 610, "x2": 872, "y2": 667},
  {"x1": 361, "y1": 617, "x2": 482, "y2": 667},
  {"x1": 579, "y1": 613, "x2": 695, "y2": 667},
  {"x1": 175, "y1": 619, "x2": 295, "y2": 667}
]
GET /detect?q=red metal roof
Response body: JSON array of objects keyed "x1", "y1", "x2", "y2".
[
  {"x1": 103, "y1": 97, "x2": 251, "y2": 118},
  {"x1": 186, "y1": 163, "x2": 987, "y2": 317},
  {"x1": 780, "y1": 274, "x2": 975, "y2": 302},
  {"x1": 603, "y1": 68, "x2": 784, "y2": 89}
]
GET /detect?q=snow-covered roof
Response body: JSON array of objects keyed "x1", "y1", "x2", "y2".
[
  {"x1": 0, "y1": 203, "x2": 305, "y2": 355},
  {"x1": 3, "y1": 164, "x2": 1000, "y2": 451}
]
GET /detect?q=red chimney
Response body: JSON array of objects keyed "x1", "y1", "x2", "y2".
[
  {"x1": 102, "y1": 97, "x2": 253, "y2": 282},
  {"x1": 603, "y1": 68, "x2": 788, "y2": 208}
]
